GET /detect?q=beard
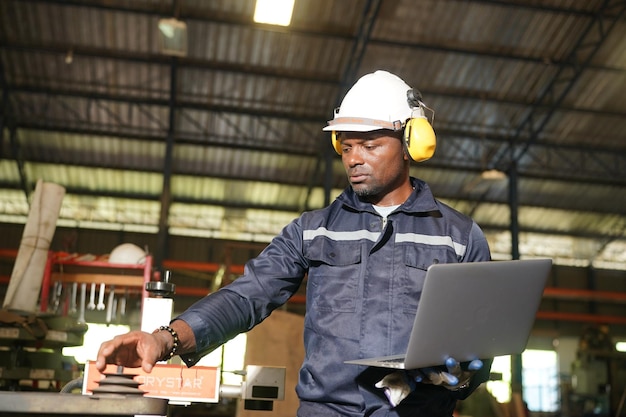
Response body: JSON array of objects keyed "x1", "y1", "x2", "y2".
[{"x1": 351, "y1": 182, "x2": 385, "y2": 201}]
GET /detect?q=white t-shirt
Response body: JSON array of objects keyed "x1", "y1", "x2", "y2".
[{"x1": 372, "y1": 204, "x2": 400, "y2": 228}]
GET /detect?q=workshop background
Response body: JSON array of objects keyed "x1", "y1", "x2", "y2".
[{"x1": 1, "y1": 1, "x2": 626, "y2": 416}]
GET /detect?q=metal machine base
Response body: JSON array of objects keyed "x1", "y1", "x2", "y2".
[{"x1": 0, "y1": 391, "x2": 168, "y2": 416}]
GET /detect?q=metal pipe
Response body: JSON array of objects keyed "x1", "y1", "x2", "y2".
[{"x1": 220, "y1": 384, "x2": 243, "y2": 399}]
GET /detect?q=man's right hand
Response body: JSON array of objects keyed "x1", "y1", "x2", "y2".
[
  {"x1": 95, "y1": 330, "x2": 167, "y2": 373},
  {"x1": 411, "y1": 358, "x2": 484, "y2": 391}
]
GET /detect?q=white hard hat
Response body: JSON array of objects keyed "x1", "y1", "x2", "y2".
[
  {"x1": 323, "y1": 70, "x2": 416, "y2": 132},
  {"x1": 108, "y1": 243, "x2": 146, "y2": 265}
]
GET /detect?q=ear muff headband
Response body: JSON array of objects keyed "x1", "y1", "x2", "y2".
[
  {"x1": 330, "y1": 88, "x2": 436, "y2": 162},
  {"x1": 331, "y1": 117, "x2": 436, "y2": 162},
  {"x1": 404, "y1": 88, "x2": 436, "y2": 162}
]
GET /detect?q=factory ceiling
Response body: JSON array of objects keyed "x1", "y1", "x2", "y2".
[{"x1": 0, "y1": 0, "x2": 625, "y2": 270}]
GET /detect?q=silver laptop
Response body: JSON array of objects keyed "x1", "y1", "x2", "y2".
[{"x1": 345, "y1": 258, "x2": 552, "y2": 369}]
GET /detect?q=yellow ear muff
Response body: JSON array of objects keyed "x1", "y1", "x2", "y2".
[
  {"x1": 331, "y1": 131, "x2": 342, "y2": 155},
  {"x1": 404, "y1": 116, "x2": 436, "y2": 162}
]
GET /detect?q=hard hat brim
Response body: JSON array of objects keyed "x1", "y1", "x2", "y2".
[
  {"x1": 322, "y1": 123, "x2": 384, "y2": 132},
  {"x1": 322, "y1": 117, "x2": 403, "y2": 132}
]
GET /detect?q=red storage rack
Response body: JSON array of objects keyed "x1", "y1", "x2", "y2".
[{"x1": 40, "y1": 251, "x2": 153, "y2": 313}]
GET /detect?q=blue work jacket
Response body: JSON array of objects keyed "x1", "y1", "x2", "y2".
[{"x1": 178, "y1": 177, "x2": 492, "y2": 417}]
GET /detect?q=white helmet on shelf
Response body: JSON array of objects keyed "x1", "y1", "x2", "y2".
[{"x1": 108, "y1": 243, "x2": 146, "y2": 265}]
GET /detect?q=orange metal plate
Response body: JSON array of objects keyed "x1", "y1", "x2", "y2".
[{"x1": 83, "y1": 361, "x2": 220, "y2": 403}]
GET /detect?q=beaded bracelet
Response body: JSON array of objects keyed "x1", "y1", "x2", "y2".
[{"x1": 153, "y1": 325, "x2": 179, "y2": 361}]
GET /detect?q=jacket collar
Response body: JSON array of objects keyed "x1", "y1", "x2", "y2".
[{"x1": 337, "y1": 177, "x2": 440, "y2": 214}]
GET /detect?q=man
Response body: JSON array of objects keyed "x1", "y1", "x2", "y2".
[{"x1": 97, "y1": 70, "x2": 492, "y2": 416}]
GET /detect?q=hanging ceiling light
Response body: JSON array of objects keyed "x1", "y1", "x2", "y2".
[
  {"x1": 158, "y1": 18, "x2": 188, "y2": 57},
  {"x1": 254, "y1": 0, "x2": 295, "y2": 26},
  {"x1": 481, "y1": 169, "x2": 507, "y2": 180}
]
